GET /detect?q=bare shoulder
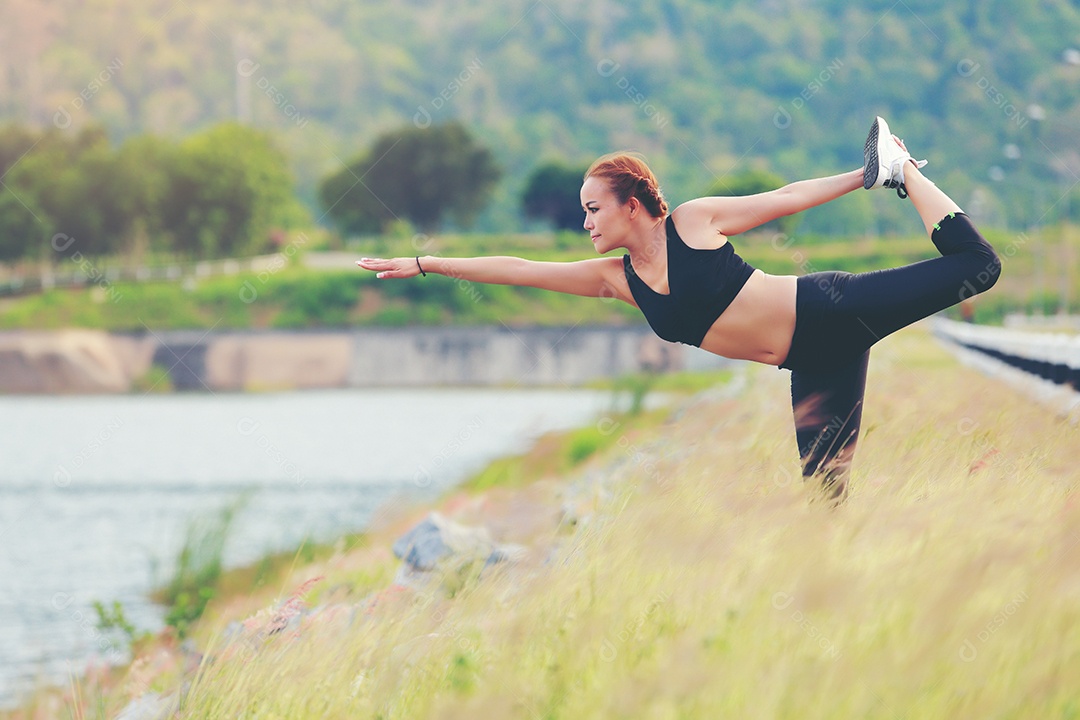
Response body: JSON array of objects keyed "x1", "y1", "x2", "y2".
[{"x1": 670, "y1": 201, "x2": 729, "y2": 250}]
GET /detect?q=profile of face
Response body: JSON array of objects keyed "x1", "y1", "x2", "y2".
[{"x1": 580, "y1": 175, "x2": 635, "y2": 254}]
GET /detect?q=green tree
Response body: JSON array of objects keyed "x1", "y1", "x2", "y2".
[
  {"x1": 0, "y1": 123, "x2": 39, "y2": 180},
  {"x1": 3, "y1": 126, "x2": 117, "y2": 259},
  {"x1": 521, "y1": 161, "x2": 589, "y2": 231},
  {"x1": 320, "y1": 121, "x2": 501, "y2": 234},
  {"x1": 0, "y1": 122, "x2": 310, "y2": 263},
  {"x1": 62, "y1": 132, "x2": 143, "y2": 258},
  {"x1": 108, "y1": 134, "x2": 177, "y2": 260},
  {"x1": 0, "y1": 125, "x2": 46, "y2": 262},
  {"x1": 318, "y1": 161, "x2": 386, "y2": 236},
  {"x1": 161, "y1": 123, "x2": 306, "y2": 259},
  {"x1": 0, "y1": 189, "x2": 44, "y2": 262}
]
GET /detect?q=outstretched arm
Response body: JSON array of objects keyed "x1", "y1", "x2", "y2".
[
  {"x1": 356, "y1": 255, "x2": 630, "y2": 301},
  {"x1": 679, "y1": 168, "x2": 864, "y2": 236}
]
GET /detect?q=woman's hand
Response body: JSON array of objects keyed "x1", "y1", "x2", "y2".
[{"x1": 355, "y1": 257, "x2": 424, "y2": 279}]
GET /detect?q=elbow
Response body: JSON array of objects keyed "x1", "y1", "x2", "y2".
[
  {"x1": 774, "y1": 185, "x2": 802, "y2": 217},
  {"x1": 512, "y1": 256, "x2": 535, "y2": 283},
  {"x1": 505, "y1": 256, "x2": 543, "y2": 288}
]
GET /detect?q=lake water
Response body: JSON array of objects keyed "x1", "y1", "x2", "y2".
[{"x1": 0, "y1": 387, "x2": 621, "y2": 707}]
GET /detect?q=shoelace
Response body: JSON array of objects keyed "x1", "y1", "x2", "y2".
[
  {"x1": 884, "y1": 157, "x2": 928, "y2": 199},
  {"x1": 883, "y1": 177, "x2": 908, "y2": 199}
]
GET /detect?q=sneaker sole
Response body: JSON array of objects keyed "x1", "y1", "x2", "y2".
[{"x1": 863, "y1": 117, "x2": 882, "y2": 190}]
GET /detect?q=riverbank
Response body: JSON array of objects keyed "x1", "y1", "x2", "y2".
[
  {"x1": 8, "y1": 327, "x2": 1080, "y2": 718},
  {"x1": 0, "y1": 326, "x2": 730, "y2": 393},
  {"x1": 0, "y1": 385, "x2": 645, "y2": 710}
]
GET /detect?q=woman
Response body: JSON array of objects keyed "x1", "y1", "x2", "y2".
[{"x1": 357, "y1": 117, "x2": 1001, "y2": 501}]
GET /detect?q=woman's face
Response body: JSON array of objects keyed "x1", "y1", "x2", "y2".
[{"x1": 580, "y1": 175, "x2": 632, "y2": 254}]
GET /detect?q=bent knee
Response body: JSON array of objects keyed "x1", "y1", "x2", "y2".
[
  {"x1": 956, "y1": 242, "x2": 1001, "y2": 299},
  {"x1": 973, "y1": 245, "x2": 1001, "y2": 294}
]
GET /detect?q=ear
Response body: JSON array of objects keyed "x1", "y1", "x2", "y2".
[{"x1": 627, "y1": 195, "x2": 640, "y2": 218}]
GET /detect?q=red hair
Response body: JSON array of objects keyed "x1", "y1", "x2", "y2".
[{"x1": 584, "y1": 152, "x2": 669, "y2": 218}]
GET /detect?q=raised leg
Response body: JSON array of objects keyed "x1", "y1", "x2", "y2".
[
  {"x1": 870, "y1": 124, "x2": 965, "y2": 236},
  {"x1": 902, "y1": 162, "x2": 963, "y2": 237}
]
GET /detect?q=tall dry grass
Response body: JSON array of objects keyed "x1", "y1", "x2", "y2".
[{"x1": 29, "y1": 327, "x2": 1080, "y2": 719}]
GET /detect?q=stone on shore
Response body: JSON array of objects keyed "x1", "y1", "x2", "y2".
[{"x1": 391, "y1": 512, "x2": 527, "y2": 587}]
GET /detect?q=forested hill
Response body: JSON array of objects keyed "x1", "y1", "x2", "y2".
[{"x1": 3, "y1": 0, "x2": 1079, "y2": 232}]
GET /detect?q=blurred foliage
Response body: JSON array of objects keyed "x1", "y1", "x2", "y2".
[
  {"x1": 1, "y1": 222, "x2": 1079, "y2": 329},
  {"x1": 162, "y1": 123, "x2": 308, "y2": 258},
  {"x1": 159, "y1": 496, "x2": 248, "y2": 639},
  {"x1": 0, "y1": 122, "x2": 307, "y2": 262},
  {"x1": 609, "y1": 370, "x2": 660, "y2": 416},
  {"x1": 522, "y1": 161, "x2": 591, "y2": 230},
  {"x1": 319, "y1": 121, "x2": 500, "y2": 234},
  {"x1": 132, "y1": 364, "x2": 174, "y2": 393},
  {"x1": 706, "y1": 168, "x2": 799, "y2": 236},
  {"x1": 0, "y1": 264, "x2": 642, "y2": 331},
  {"x1": 460, "y1": 404, "x2": 673, "y2": 493},
  {"x1": 2, "y1": 0, "x2": 1079, "y2": 237},
  {"x1": 92, "y1": 599, "x2": 153, "y2": 654}
]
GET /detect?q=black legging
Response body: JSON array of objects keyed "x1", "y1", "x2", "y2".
[{"x1": 779, "y1": 213, "x2": 1000, "y2": 499}]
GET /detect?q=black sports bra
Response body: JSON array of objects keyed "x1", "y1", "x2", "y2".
[{"x1": 623, "y1": 215, "x2": 756, "y2": 347}]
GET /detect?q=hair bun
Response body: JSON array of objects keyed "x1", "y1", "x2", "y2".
[{"x1": 585, "y1": 152, "x2": 669, "y2": 218}]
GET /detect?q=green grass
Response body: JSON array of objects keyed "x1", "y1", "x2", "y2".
[
  {"x1": 458, "y1": 385, "x2": 687, "y2": 493},
  {"x1": 0, "y1": 265, "x2": 642, "y2": 331},
  {"x1": 4, "y1": 223, "x2": 1080, "y2": 331},
  {"x1": 458, "y1": 417, "x2": 643, "y2": 494},
  {"x1": 156, "y1": 496, "x2": 248, "y2": 638}
]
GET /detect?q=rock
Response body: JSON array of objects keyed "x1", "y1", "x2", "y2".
[{"x1": 392, "y1": 512, "x2": 526, "y2": 573}]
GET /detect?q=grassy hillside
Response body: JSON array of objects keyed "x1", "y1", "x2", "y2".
[
  {"x1": 10, "y1": 329, "x2": 1079, "y2": 718},
  {"x1": 3, "y1": 0, "x2": 1079, "y2": 233},
  {"x1": 2, "y1": 222, "x2": 1077, "y2": 331}
]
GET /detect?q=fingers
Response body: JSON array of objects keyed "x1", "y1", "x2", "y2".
[
  {"x1": 356, "y1": 257, "x2": 394, "y2": 274},
  {"x1": 355, "y1": 257, "x2": 410, "y2": 279}
]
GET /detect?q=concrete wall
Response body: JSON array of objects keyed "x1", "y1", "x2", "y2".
[{"x1": 0, "y1": 326, "x2": 729, "y2": 394}]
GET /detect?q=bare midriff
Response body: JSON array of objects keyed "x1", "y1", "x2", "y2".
[{"x1": 696, "y1": 270, "x2": 798, "y2": 365}]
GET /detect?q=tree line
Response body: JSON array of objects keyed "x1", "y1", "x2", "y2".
[
  {"x1": 5, "y1": 0, "x2": 1079, "y2": 238},
  {"x1": 0, "y1": 122, "x2": 305, "y2": 263},
  {"x1": 0, "y1": 120, "x2": 551, "y2": 263},
  {"x1": 0, "y1": 117, "x2": 805, "y2": 265}
]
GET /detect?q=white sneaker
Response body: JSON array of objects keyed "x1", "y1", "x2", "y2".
[{"x1": 862, "y1": 116, "x2": 927, "y2": 198}]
